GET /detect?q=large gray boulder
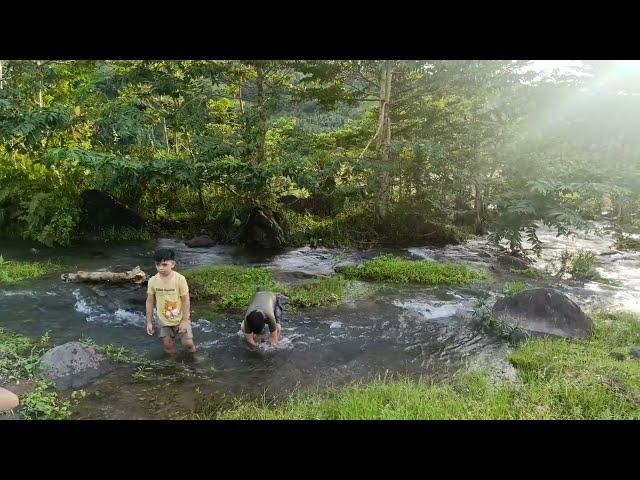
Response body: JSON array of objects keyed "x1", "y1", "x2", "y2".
[
  {"x1": 38, "y1": 342, "x2": 109, "y2": 390},
  {"x1": 492, "y1": 288, "x2": 593, "y2": 339},
  {"x1": 239, "y1": 208, "x2": 285, "y2": 249},
  {"x1": 185, "y1": 235, "x2": 216, "y2": 248},
  {"x1": 79, "y1": 189, "x2": 146, "y2": 230}
]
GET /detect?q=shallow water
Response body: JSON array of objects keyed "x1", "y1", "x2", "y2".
[{"x1": 1, "y1": 223, "x2": 637, "y2": 419}]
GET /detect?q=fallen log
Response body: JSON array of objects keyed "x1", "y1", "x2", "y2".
[{"x1": 61, "y1": 266, "x2": 146, "y2": 284}]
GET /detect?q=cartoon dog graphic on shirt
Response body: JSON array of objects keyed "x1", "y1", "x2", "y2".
[{"x1": 163, "y1": 299, "x2": 180, "y2": 319}]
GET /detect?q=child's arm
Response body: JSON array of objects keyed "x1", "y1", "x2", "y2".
[
  {"x1": 269, "y1": 324, "x2": 281, "y2": 345},
  {"x1": 178, "y1": 294, "x2": 190, "y2": 333},
  {"x1": 266, "y1": 313, "x2": 279, "y2": 345},
  {"x1": 240, "y1": 320, "x2": 258, "y2": 347},
  {"x1": 244, "y1": 332, "x2": 258, "y2": 347},
  {"x1": 145, "y1": 293, "x2": 155, "y2": 335}
]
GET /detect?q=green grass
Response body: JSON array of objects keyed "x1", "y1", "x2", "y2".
[
  {"x1": 191, "y1": 310, "x2": 640, "y2": 419},
  {"x1": 614, "y1": 233, "x2": 640, "y2": 252},
  {"x1": 185, "y1": 265, "x2": 279, "y2": 310},
  {"x1": 94, "y1": 226, "x2": 155, "y2": 243},
  {"x1": 0, "y1": 329, "x2": 51, "y2": 381},
  {"x1": 502, "y1": 281, "x2": 528, "y2": 296},
  {"x1": 183, "y1": 255, "x2": 479, "y2": 311},
  {"x1": 569, "y1": 249, "x2": 600, "y2": 281},
  {"x1": 18, "y1": 379, "x2": 73, "y2": 420},
  {"x1": 283, "y1": 277, "x2": 352, "y2": 308},
  {"x1": 509, "y1": 267, "x2": 543, "y2": 279},
  {"x1": 0, "y1": 256, "x2": 62, "y2": 286},
  {"x1": 338, "y1": 254, "x2": 480, "y2": 285},
  {"x1": 184, "y1": 265, "x2": 356, "y2": 310},
  {"x1": 282, "y1": 205, "x2": 381, "y2": 248},
  {"x1": 0, "y1": 329, "x2": 75, "y2": 419}
]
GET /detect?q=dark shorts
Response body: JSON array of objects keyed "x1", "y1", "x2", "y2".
[
  {"x1": 274, "y1": 294, "x2": 288, "y2": 323},
  {"x1": 158, "y1": 323, "x2": 193, "y2": 340}
]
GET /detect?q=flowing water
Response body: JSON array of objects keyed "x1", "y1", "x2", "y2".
[{"x1": 1, "y1": 224, "x2": 638, "y2": 419}]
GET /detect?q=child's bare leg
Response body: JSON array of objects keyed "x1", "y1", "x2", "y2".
[
  {"x1": 163, "y1": 336, "x2": 177, "y2": 354},
  {"x1": 277, "y1": 323, "x2": 282, "y2": 340},
  {"x1": 181, "y1": 337, "x2": 196, "y2": 353}
]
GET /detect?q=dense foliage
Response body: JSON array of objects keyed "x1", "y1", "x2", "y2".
[{"x1": 1, "y1": 60, "x2": 638, "y2": 252}]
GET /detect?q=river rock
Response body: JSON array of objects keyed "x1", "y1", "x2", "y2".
[
  {"x1": 0, "y1": 387, "x2": 19, "y2": 413},
  {"x1": 497, "y1": 255, "x2": 532, "y2": 270},
  {"x1": 508, "y1": 328, "x2": 530, "y2": 344},
  {"x1": 492, "y1": 288, "x2": 593, "y2": 339},
  {"x1": 271, "y1": 270, "x2": 326, "y2": 285},
  {"x1": 239, "y1": 208, "x2": 285, "y2": 249},
  {"x1": 334, "y1": 261, "x2": 359, "y2": 273},
  {"x1": 631, "y1": 347, "x2": 640, "y2": 360},
  {"x1": 38, "y1": 342, "x2": 109, "y2": 390},
  {"x1": 184, "y1": 235, "x2": 216, "y2": 248},
  {"x1": 79, "y1": 189, "x2": 146, "y2": 229}
]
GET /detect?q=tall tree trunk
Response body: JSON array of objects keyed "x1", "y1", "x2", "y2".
[
  {"x1": 474, "y1": 182, "x2": 487, "y2": 235},
  {"x1": 0, "y1": 60, "x2": 4, "y2": 90},
  {"x1": 149, "y1": 127, "x2": 156, "y2": 149},
  {"x1": 198, "y1": 186, "x2": 206, "y2": 216},
  {"x1": 238, "y1": 74, "x2": 245, "y2": 114},
  {"x1": 36, "y1": 60, "x2": 44, "y2": 108},
  {"x1": 163, "y1": 117, "x2": 170, "y2": 152},
  {"x1": 253, "y1": 61, "x2": 267, "y2": 165},
  {"x1": 375, "y1": 61, "x2": 393, "y2": 220}
]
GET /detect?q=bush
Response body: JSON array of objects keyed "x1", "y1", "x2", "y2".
[
  {"x1": 569, "y1": 250, "x2": 600, "y2": 281},
  {"x1": 502, "y1": 281, "x2": 527, "y2": 296}
]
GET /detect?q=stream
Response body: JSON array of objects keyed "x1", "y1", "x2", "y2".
[{"x1": 1, "y1": 224, "x2": 638, "y2": 419}]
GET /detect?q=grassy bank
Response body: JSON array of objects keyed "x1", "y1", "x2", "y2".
[
  {"x1": 0, "y1": 328, "x2": 72, "y2": 419},
  {"x1": 189, "y1": 311, "x2": 640, "y2": 419},
  {"x1": 185, "y1": 255, "x2": 481, "y2": 311},
  {"x1": 184, "y1": 265, "x2": 357, "y2": 310},
  {"x1": 338, "y1": 254, "x2": 481, "y2": 286},
  {"x1": 0, "y1": 328, "x2": 171, "y2": 419},
  {"x1": 0, "y1": 256, "x2": 62, "y2": 286}
]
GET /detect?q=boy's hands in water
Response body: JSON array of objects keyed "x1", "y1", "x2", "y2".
[
  {"x1": 146, "y1": 322, "x2": 154, "y2": 336},
  {"x1": 268, "y1": 324, "x2": 282, "y2": 346},
  {"x1": 178, "y1": 321, "x2": 188, "y2": 334}
]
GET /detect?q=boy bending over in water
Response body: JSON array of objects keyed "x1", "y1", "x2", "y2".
[
  {"x1": 241, "y1": 289, "x2": 288, "y2": 347},
  {"x1": 146, "y1": 248, "x2": 196, "y2": 354}
]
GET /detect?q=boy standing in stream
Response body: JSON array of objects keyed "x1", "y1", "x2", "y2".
[{"x1": 146, "y1": 248, "x2": 196, "y2": 354}]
